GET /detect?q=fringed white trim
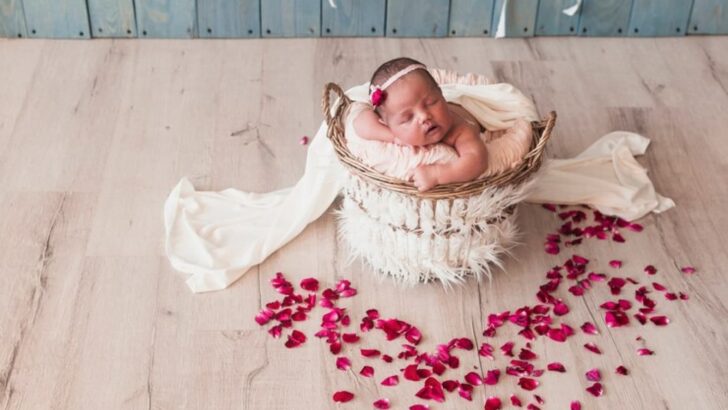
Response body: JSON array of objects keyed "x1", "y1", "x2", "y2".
[{"x1": 336, "y1": 176, "x2": 535, "y2": 288}]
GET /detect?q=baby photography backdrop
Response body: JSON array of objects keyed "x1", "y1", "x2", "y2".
[{"x1": 1, "y1": 1, "x2": 728, "y2": 410}]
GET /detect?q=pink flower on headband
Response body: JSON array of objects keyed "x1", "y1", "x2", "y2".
[{"x1": 370, "y1": 87, "x2": 386, "y2": 107}]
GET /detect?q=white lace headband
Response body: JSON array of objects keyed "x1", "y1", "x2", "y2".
[{"x1": 369, "y1": 64, "x2": 427, "y2": 106}]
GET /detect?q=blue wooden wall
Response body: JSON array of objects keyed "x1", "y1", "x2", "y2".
[{"x1": 2, "y1": 0, "x2": 728, "y2": 38}]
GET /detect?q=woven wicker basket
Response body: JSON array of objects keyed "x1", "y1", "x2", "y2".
[{"x1": 322, "y1": 81, "x2": 556, "y2": 286}]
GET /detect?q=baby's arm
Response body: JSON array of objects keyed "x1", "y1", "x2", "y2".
[
  {"x1": 352, "y1": 106, "x2": 396, "y2": 143},
  {"x1": 413, "y1": 127, "x2": 488, "y2": 191}
]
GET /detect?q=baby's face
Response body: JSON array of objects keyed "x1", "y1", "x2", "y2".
[{"x1": 379, "y1": 73, "x2": 453, "y2": 146}]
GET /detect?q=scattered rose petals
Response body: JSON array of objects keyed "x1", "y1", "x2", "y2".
[
  {"x1": 581, "y1": 322, "x2": 599, "y2": 335},
  {"x1": 479, "y1": 343, "x2": 495, "y2": 359},
  {"x1": 381, "y1": 375, "x2": 399, "y2": 386},
  {"x1": 585, "y1": 368, "x2": 601, "y2": 381},
  {"x1": 571, "y1": 401, "x2": 582, "y2": 410},
  {"x1": 518, "y1": 377, "x2": 539, "y2": 391},
  {"x1": 299, "y1": 277, "x2": 318, "y2": 291},
  {"x1": 415, "y1": 377, "x2": 445, "y2": 403},
  {"x1": 652, "y1": 282, "x2": 667, "y2": 291},
  {"x1": 284, "y1": 330, "x2": 307, "y2": 348},
  {"x1": 547, "y1": 362, "x2": 566, "y2": 372},
  {"x1": 637, "y1": 348, "x2": 654, "y2": 356},
  {"x1": 650, "y1": 316, "x2": 670, "y2": 326},
  {"x1": 484, "y1": 369, "x2": 501, "y2": 385},
  {"x1": 485, "y1": 396, "x2": 503, "y2": 410},
  {"x1": 299, "y1": 136, "x2": 309, "y2": 145},
  {"x1": 553, "y1": 302, "x2": 570, "y2": 316},
  {"x1": 681, "y1": 266, "x2": 696, "y2": 274},
  {"x1": 336, "y1": 356, "x2": 351, "y2": 370},
  {"x1": 609, "y1": 260, "x2": 623, "y2": 268},
  {"x1": 360, "y1": 366, "x2": 374, "y2": 377},
  {"x1": 586, "y1": 382, "x2": 603, "y2": 397},
  {"x1": 584, "y1": 343, "x2": 602, "y2": 354},
  {"x1": 616, "y1": 365, "x2": 629, "y2": 375},
  {"x1": 373, "y1": 398, "x2": 390, "y2": 409},
  {"x1": 361, "y1": 349, "x2": 381, "y2": 358},
  {"x1": 333, "y1": 391, "x2": 354, "y2": 403},
  {"x1": 409, "y1": 406, "x2": 429, "y2": 410},
  {"x1": 458, "y1": 383, "x2": 473, "y2": 401},
  {"x1": 342, "y1": 333, "x2": 360, "y2": 343},
  {"x1": 534, "y1": 394, "x2": 544, "y2": 404},
  {"x1": 511, "y1": 394, "x2": 523, "y2": 407},
  {"x1": 464, "y1": 372, "x2": 482, "y2": 386},
  {"x1": 644, "y1": 265, "x2": 657, "y2": 275}
]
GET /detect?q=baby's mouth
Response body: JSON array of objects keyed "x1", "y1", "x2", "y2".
[{"x1": 426, "y1": 125, "x2": 438, "y2": 134}]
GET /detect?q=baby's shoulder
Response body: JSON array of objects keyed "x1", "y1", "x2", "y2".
[{"x1": 442, "y1": 118, "x2": 480, "y2": 147}]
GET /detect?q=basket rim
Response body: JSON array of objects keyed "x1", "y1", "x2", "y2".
[{"x1": 321, "y1": 82, "x2": 557, "y2": 199}]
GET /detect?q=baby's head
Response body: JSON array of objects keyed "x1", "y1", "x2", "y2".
[{"x1": 369, "y1": 58, "x2": 453, "y2": 146}]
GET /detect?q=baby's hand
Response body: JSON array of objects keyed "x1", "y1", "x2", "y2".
[{"x1": 412, "y1": 165, "x2": 440, "y2": 192}]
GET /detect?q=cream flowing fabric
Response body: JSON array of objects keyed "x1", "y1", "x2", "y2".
[{"x1": 164, "y1": 81, "x2": 674, "y2": 293}]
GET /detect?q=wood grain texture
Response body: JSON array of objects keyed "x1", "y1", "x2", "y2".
[
  {"x1": 87, "y1": 0, "x2": 136, "y2": 37},
  {"x1": 578, "y1": 0, "x2": 632, "y2": 36},
  {"x1": 321, "y1": 0, "x2": 385, "y2": 37},
  {"x1": 197, "y1": 0, "x2": 260, "y2": 38},
  {"x1": 628, "y1": 0, "x2": 693, "y2": 37},
  {"x1": 493, "y1": 0, "x2": 539, "y2": 37},
  {"x1": 386, "y1": 0, "x2": 450, "y2": 37},
  {"x1": 261, "y1": 0, "x2": 320, "y2": 38},
  {"x1": 0, "y1": 0, "x2": 26, "y2": 37},
  {"x1": 0, "y1": 36, "x2": 727, "y2": 409},
  {"x1": 22, "y1": 0, "x2": 90, "y2": 38},
  {"x1": 688, "y1": 0, "x2": 728, "y2": 34},
  {"x1": 134, "y1": 0, "x2": 196, "y2": 38},
  {"x1": 448, "y1": 0, "x2": 495, "y2": 37},
  {"x1": 535, "y1": 0, "x2": 581, "y2": 36}
]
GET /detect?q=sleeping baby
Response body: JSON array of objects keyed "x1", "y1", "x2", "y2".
[{"x1": 353, "y1": 57, "x2": 488, "y2": 191}]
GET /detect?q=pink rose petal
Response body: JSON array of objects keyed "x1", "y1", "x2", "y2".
[
  {"x1": 299, "y1": 136, "x2": 309, "y2": 145},
  {"x1": 415, "y1": 377, "x2": 445, "y2": 403},
  {"x1": 571, "y1": 401, "x2": 582, "y2": 410},
  {"x1": 381, "y1": 375, "x2": 399, "y2": 386},
  {"x1": 637, "y1": 348, "x2": 654, "y2": 356},
  {"x1": 553, "y1": 302, "x2": 570, "y2": 316},
  {"x1": 405, "y1": 327, "x2": 422, "y2": 345},
  {"x1": 360, "y1": 366, "x2": 374, "y2": 377},
  {"x1": 442, "y1": 380, "x2": 459, "y2": 392},
  {"x1": 616, "y1": 365, "x2": 629, "y2": 375},
  {"x1": 511, "y1": 394, "x2": 523, "y2": 407},
  {"x1": 584, "y1": 342, "x2": 602, "y2": 354},
  {"x1": 547, "y1": 362, "x2": 566, "y2": 372},
  {"x1": 501, "y1": 341, "x2": 515, "y2": 357},
  {"x1": 458, "y1": 383, "x2": 473, "y2": 401},
  {"x1": 333, "y1": 391, "x2": 354, "y2": 403},
  {"x1": 518, "y1": 377, "x2": 539, "y2": 391},
  {"x1": 336, "y1": 356, "x2": 351, "y2": 370},
  {"x1": 409, "y1": 406, "x2": 429, "y2": 410},
  {"x1": 484, "y1": 369, "x2": 501, "y2": 385},
  {"x1": 644, "y1": 265, "x2": 657, "y2": 275},
  {"x1": 485, "y1": 396, "x2": 503, "y2": 410},
  {"x1": 342, "y1": 333, "x2": 360, "y2": 343},
  {"x1": 373, "y1": 398, "x2": 390, "y2": 409},
  {"x1": 479, "y1": 343, "x2": 495, "y2": 359},
  {"x1": 284, "y1": 330, "x2": 307, "y2": 348},
  {"x1": 361, "y1": 348, "x2": 381, "y2": 358},
  {"x1": 609, "y1": 260, "x2": 623, "y2": 268},
  {"x1": 652, "y1": 282, "x2": 667, "y2": 291},
  {"x1": 464, "y1": 372, "x2": 482, "y2": 386},
  {"x1": 681, "y1": 266, "x2": 696, "y2": 274},
  {"x1": 534, "y1": 394, "x2": 544, "y2": 404},
  {"x1": 581, "y1": 322, "x2": 599, "y2": 335},
  {"x1": 586, "y1": 382, "x2": 603, "y2": 397},
  {"x1": 519, "y1": 348, "x2": 538, "y2": 361},
  {"x1": 585, "y1": 368, "x2": 601, "y2": 381},
  {"x1": 299, "y1": 277, "x2": 319, "y2": 291},
  {"x1": 650, "y1": 316, "x2": 670, "y2": 326}
]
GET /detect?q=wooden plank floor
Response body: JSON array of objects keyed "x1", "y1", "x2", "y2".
[{"x1": 0, "y1": 36, "x2": 727, "y2": 410}]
